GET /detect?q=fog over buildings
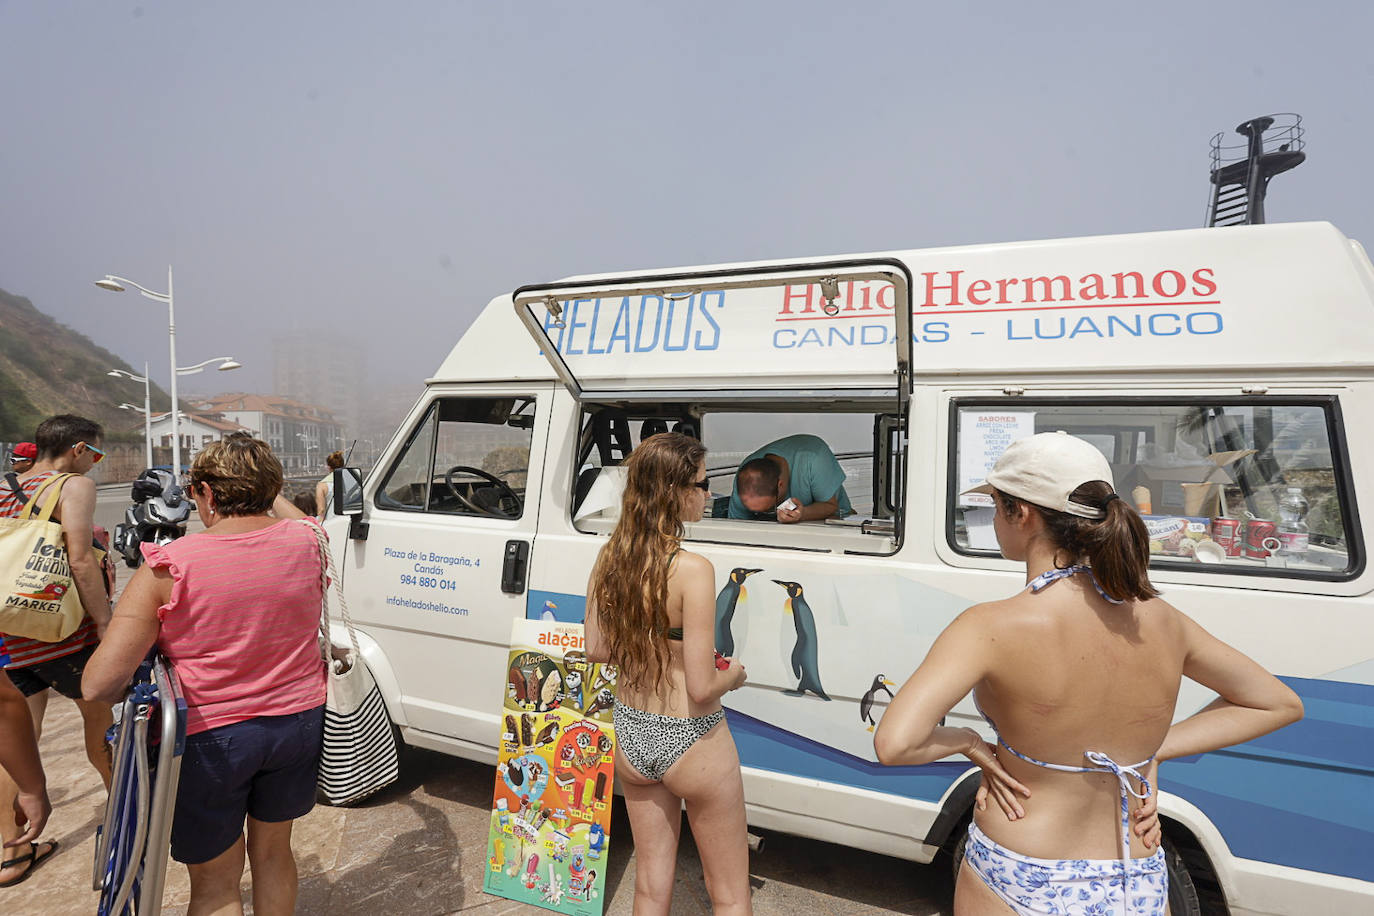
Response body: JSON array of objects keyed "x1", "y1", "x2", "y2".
[{"x1": 2, "y1": 1, "x2": 1372, "y2": 436}]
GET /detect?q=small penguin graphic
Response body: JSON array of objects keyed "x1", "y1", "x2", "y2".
[
  {"x1": 563, "y1": 668, "x2": 584, "y2": 708},
  {"x1": 859, "y1": 674, "x2": 897, "y2": 731},
  {"x1": 714, "y1": 568, "x2": 762, "y2": 657},
  {"x1": 773, "y1": 580, "x2": 830, "y2": 700}
]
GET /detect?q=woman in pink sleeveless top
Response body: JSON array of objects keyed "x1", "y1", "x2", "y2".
[{"x1": 85, "y1": 434, "x2": 326, "y2": 916}]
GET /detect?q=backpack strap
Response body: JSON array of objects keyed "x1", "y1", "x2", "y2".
[{"x1": 3, "y1": 472, "x2": 26, "y2": 505}]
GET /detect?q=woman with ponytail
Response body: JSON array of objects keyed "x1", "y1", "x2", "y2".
[
  {"x1": 874, "y1": 432, "x2": 1302, "y2": 915},
  {"x1": 584, "y1": 432, "x2": 751, "y2": 915}
]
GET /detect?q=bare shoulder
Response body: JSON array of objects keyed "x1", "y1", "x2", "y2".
[
  {"x1": 948, "y1": 596, "x2": 1025, "y2": 636},
  {"x1": 59, "y1": 474, "x2": 96, "y2": 497},
  {"x1": 1133, "y1": 593, "x2": 1187, "y2": 632},
  {"x1": 52, "y1": 474, "x2": 95, "y2": 523},
  {"x1": 672, "y1": 549, "x2": 715, "y2": 581}
]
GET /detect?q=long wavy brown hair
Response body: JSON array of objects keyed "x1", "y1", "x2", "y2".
[{"x1": 589, "y1": 432, "x2": 707, "y2": 695}]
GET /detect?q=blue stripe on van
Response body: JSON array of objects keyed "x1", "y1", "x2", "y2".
[
  {"x1": 725, "y1": 707, "x2": 969, "y2": 802},
  {"x1": 1160, "y1": 676, "x2": 1374, "y2": 883}
]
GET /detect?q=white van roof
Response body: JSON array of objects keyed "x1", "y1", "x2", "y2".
[{"x1": 432, "y1": 221, "x2": 1374, "y2": 386}]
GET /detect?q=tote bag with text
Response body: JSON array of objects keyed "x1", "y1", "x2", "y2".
[{"x1": 0, "y1": 473, "x2": 85, "y2": 642}]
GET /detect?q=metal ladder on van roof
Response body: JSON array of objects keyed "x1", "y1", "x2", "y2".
[{"x1": 1207, "y1": 114, "x2": 1306, "y2": 226}]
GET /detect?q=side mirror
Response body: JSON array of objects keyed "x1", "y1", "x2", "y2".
[
  {"x1": 333, "y1": 467, "x2": 364, "y2": 516},
  {"x1": 333, "y1": 467, "x2": 368, "y2": 539}
]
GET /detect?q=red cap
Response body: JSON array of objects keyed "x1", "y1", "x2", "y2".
[{"x1": 11, "y1": 442, "x2": 36, "y2": 460}]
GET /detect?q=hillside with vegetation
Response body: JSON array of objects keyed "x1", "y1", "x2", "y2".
[{"x1": 0, "y1": 287, "x2": 168, "y2": 442}]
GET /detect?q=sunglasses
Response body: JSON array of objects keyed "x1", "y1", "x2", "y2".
[
  {"x1": 690, "y1": 478, "x2": 711, "y2": 492},
  {"x1": 75, "y1": 442, "x2": 105, "y2": 464}
]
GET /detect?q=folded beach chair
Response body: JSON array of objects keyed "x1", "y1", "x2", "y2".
[{"x1": 94, "y1": 653, "x2": 186, "y2": 916}]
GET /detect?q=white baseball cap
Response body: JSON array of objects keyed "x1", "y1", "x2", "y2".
[{"x1": 963, "y1": 431, "x2": 1116, "y2": 519}]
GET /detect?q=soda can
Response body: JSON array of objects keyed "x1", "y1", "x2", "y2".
[
  {"x1": 1211, "y1": 517, "x2": 1242, "y2": 557},
  {"x1": 1243, "y1": 519, "x2": 1280, "y2": 558}
]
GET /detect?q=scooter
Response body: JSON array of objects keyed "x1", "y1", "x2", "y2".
[{"x1": 113, "y1": 469, "x2": 191, "y2": 569}]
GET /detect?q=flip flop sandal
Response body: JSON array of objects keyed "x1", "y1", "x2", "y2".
[{"x1": 0, "y1": 840, "x2": 58, "y2": 887}]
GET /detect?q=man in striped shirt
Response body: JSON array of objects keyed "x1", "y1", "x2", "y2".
[{"x1": 0, "y1": 415, "x2": 113, "y2": 885}]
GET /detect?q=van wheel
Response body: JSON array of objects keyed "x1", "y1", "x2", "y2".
[
  {"x1": 950, "y1": 826, "x2": 1206, "y2": 916},
  {"x1": 1164, "y1": 839, "x2": 1203, "y2": 916},
  {"x1": 948, "y1": 821, "x2": 968, "y2": 884}
]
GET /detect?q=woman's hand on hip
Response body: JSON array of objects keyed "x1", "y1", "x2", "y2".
[
  {"x1": 1133, "y1": 759, "x2": 1163, "y2": 849},
  {"x1": 966, "y1": 729, "x2": 1031, "y2": 821}
]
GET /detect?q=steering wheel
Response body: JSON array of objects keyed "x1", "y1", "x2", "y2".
[{"x1": 443, "y1": 465, "x2": 522, "y2": 518}]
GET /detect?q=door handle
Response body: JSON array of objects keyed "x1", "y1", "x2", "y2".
[{"x1": 501, "y1": 540, "x2": 530, "y2": 594}]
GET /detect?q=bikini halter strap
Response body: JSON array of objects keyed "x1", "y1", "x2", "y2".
[{"x1": 1024, "y1": 564, "x2": 1124, "y2": 605}]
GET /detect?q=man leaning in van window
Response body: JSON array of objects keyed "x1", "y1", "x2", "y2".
[{"x1": 728, "y1": 434, "x2": 853, "y2": 523}]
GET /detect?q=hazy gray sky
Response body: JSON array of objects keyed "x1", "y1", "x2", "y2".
[{"x1": 2, "y1": 1, "x2": 1370, "y2": 397}]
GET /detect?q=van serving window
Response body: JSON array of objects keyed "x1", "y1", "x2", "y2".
[
  {"x1": 375, "y1": 397, "x2": 536, "y2": 519},
  {"x1": 572, "y1": 402, "x2": 903, "y2": 556},
  {"x1": 948, "y1": 398, "x2": 1362, "y2": 581},
  {"x1": 512, "y1": 261, "x2": 913, "y2": 399}
]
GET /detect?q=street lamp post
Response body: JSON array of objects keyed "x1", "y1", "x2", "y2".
[
  {"x1": 109, "y1": 361, "x2": 154, "y2": 468},
  {"x1": 96, "y1": 267, "x2": 181, "y2": 471},
  {"x1": 296, "y1": 432, "x2": 314, "y2": 471},
  {"x1": 109, "y1": 356, "x2": 240, "y2": 470}
]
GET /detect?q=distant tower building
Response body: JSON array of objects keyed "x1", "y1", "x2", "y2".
[
  {"x1": 273, "y1": 332, "x2": 365, "y2": 444},
  {"x1": 1207, "y1": 114, "x2": 1306, "y2": 227}
]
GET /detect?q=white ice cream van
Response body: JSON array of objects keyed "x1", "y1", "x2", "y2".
[{"x1": 325, "y1": 221, "x2": 1374, "y2": 915}]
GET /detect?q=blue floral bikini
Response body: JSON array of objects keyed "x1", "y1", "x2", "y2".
[{"x1": 964, "y1": 565, "x2": 1168, "y2": 916}]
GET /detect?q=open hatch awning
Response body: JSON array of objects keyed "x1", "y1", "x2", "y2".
[{"x1": 513, "y1": 259, "x2": 913, "y2": 399}]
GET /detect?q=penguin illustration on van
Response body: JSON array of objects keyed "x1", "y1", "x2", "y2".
[
  {"x1": 715, "y1": 567, "x2": 761, "y2": 657},
  {"x1": 859, "y1": 674, "x2": 896, "y2": 731},
  {"x1": 773, "y1": 580, "x2": 830, "y2": 700}
]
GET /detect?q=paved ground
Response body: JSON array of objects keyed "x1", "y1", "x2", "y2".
[{"x1": 7, "y1": 699, "x2": 954, "y2": 915}]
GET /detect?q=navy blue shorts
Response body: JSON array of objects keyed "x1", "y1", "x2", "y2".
[
  {"x1": 171, "y1": 705, "x2": 325, "y2": 864},
  {"x1": 5, "y1": 644, "x2": 97, "y2": 699}
]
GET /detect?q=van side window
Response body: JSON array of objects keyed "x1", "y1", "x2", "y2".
[
  {"x1": 376, "y1": 397, "x2": 536, "y2": 518},
  {"x1": 949, "y1": 399, "x2": 1360, "y2": 580},
  {"x1": 572, "y1": 404, "x2": 903, "y2": 555},
  {"x1": 377, "y1": 403, "x2": 437, "y2": 510}
]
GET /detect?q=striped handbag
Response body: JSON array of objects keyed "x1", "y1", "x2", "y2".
[{"x1": 305, "y1": 520, "x2": 400, "y2": 806}]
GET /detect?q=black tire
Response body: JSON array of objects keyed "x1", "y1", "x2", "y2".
[
  {"x1": 1164, "y1": 838, "x2": 1204, "y2": 916},
  {"x1": 950, "y1": 825, "x2": 1210, "y2": 916},
  {"x1": 949, "y1": 821, "x2": 968, "y2": 884}
]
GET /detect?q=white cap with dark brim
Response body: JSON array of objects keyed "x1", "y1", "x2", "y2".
[{"x1": 962, "y1": 431, "x2": 1116, "y2": 519}]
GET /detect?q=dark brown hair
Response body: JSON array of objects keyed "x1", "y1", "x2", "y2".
[
  {"x1": 325, "y1": 450, "x2": 345, "y2": 471},
  {"x1": 35, "y1": 414, "x2": 103, "y2": 460},
  {"x1": 588, "y1": 432, "x2": 707, "y2": 694},
  {"x1": 737, "y1": 456, "x2": 780, "y2": 499},
  {"x1": 997, "y1": 480, "x2": 1158, "y2": 602},
  {"x1": 190, "y1": 433, "x2": 283, "y2": 516}
]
